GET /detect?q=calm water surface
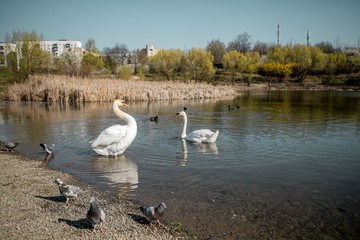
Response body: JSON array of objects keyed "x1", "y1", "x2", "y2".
[{"x1": 1, "y1": 91, "x2": 360, "y2": 239}]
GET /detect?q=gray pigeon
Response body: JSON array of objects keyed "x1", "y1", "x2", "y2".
[
  {"x1": 54, "y1": 178, "x2": 84, "y2": 204},
  {"x1": 86, "y1": 197, "x2": 106, "y2": 233},
  {"x1": 1, "y1": 142, "x2": 19, "y2": 152},
  {"x1": 40, "y1": 143, "x2": 55, "y2": 154},
  {"x1": 140, "y1": 202, "x2": 167, "y2": 227}
]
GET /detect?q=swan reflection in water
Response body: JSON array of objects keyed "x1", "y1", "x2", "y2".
[
  {"x1": 91, "y1": 155, "x2": 138, "y2": 197},
  {"x1": 177, "y1": 139, "x2": 219, "y2": 166}
]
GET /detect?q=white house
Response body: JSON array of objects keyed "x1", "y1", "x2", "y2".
[
  {"x1": 138, "y1": 45, "x2": 162, "y2": 57},
  {"x1": 0, "y1": 42, "x2": 16, "y2": 66},
  {"x1": 40, "y1": 40, "x2": 82, "y2": 57}
]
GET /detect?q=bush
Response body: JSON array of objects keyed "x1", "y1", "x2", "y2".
[
  {"x1": 262, "y1": 62, "x2": 295, "y2": 82},
  {"x1": 117, "y1": 65, "x2": 132, "y2": 80}
]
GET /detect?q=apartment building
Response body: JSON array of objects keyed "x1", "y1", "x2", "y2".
[
  {"x1": 0, "y1": 42, "x2": 16, "y2": 66},
  {"x1": 138, "y1": 45, "x2": 162, "y2": 57},
  {"x1": 40, "y1": 40, "x2": 82, "y2": 57}
]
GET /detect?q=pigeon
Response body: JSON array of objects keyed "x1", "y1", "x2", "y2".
[
  {"x1": 86, "y1": 197, "x2": 106, "y2": 233},
  {"x1": 140, "y1": 202, "x2": 167, "y2": 227},
  {"x1": 54, "y1": 178, "x2": 84, "y2": 204},
  {"x1": 1, "y1": 142, "x2": 19, "y2": 152},
  {"x1": 40, "y1": 143, "x2": 55, "y2": 154},
  {"x1": 150, "y1": 116, "x2": 159, "y2": 122}
]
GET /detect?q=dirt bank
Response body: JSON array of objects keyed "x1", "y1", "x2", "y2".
[{"x1": 0, "y1": 151, "x2": 190, "y2": 240}]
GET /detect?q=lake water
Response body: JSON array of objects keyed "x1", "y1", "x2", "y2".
[{"x1": 1, "y1": 91, "x2": 360, "y2": 239}]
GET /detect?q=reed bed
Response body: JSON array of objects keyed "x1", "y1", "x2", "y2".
[{"x1": 5, "y1": 75, "x2": 237, "y2": 102}]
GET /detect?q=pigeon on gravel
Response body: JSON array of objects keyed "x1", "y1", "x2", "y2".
[
  {"x1": 54, "y1": 178, "x2": 84, "y2": 204},
  {"x1": 1, "y1": 142, "x2": 19, "y2": 152},
  {"x1": 40, "y1": 143, "x2": 55, "y2": 154},
  {"x1": 140, "y1": 202, "x2": 167, "y2": 227},
  {"x1": 86, "y1": 197, "x2": 106, "y2": 233}
]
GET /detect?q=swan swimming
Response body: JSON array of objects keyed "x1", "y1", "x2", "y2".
[
  {"x1": 175, "y1": 111, "x2": 219, "y2": 143},
  {"x1": 91, "y1": 99, "x2": 137, "y2": 156}
]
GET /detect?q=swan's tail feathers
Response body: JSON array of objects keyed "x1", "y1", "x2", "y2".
[{"x1": 209, "y1": 130, "x2": 219, "y2": 143}]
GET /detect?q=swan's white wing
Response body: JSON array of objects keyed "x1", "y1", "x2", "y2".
[
  {"x1": 91, "y1": 125, "x2": 128, "y2": 148},
  {"x1": 186, "y1": 129, "x2": 217, "y2": 143}
]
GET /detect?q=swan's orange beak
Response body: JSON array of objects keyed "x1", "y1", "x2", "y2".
[
  {"x1": 175, "y1": 113, "x2": 180, "y2": 118},
  {"x1": 117, "y1": 99, "x2": 128, "y2": 106}
]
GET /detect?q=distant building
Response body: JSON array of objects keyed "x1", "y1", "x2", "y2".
[
  {"x1": 138, "y1": 45, "x2": 162, "y2": 57},
  {"x1": 1, "y1": 40, "x2": 85, "y2": 67},
  {"x1": 344, "y1": 48, "x2": 360, "y2": 57},
  {"x1": 62, "y1": 46, "x2": 87, "y2": 58},
  {"x1": 0, "y1": 42, "x2": 16, "y2": 66},
  {"x1": 40, "y1": 40, "x2": 82, "y2": 57}
]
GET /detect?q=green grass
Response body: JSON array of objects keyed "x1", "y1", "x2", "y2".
[
  {"x1": 0, "y1": 71, "x2": 12, "y2": 83},
  {"x1": 171, "y1": 222, "x2": 197, "y2": 239},
  {"x1": 0, "y1": 70, "x2": 12, "y2": 93}
]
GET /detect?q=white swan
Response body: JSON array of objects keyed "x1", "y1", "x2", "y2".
[
  {"x1": 175, "y1": 111, "x2": 219, "y2": 143},
  {"x1": 91, "y1": 99, "x2": 137, "y2": 156}
]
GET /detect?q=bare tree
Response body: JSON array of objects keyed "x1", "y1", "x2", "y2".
[
  {"x1": 314, "y1": 41, "x2": 335, "y2": 54},
  {"x1": 227, "y1": 32, "x2": 252, "y2": 53},
  {"x1": 333, "y1": 35, "x2": 343, "y2": 53},
  {"x1": 84, "y1": 38, "x2": 99, "y2": 53},
  {"x1": 112, "y1": 43, "x2": 129, "y2": 65},
  {"x1": 103, "y1": 47, "x2": 120, "y2": 74},
  {"x1": 102, "y1": 43, "x2": 129, "y2": 73},
  {"x1": 205, "y1": 39, "x2": 226, "y2": 66},
  {"x1": 252, "y1": 41, "x2": 269, "y2": 57}
]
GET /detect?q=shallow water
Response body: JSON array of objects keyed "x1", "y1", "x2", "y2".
[{"x1": 1, "y1": 91, "x2": 360, "y2": 239}]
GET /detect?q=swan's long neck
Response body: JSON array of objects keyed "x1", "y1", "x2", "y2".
[
  {"x1": 113, "y1": 101, "x2": 137, "y2": 128},
  {"x1": 181, "y1": 113, "x2": 188, "y2": 138}
]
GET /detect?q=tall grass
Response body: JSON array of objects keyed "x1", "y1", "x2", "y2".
[{"x1": 4, "y1": 75, "x2": 237, "y2": 102}]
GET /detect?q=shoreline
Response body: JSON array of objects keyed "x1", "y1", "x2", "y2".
[
  {"x1": 2, "y1": 74, "x2": 359, "y2": 103},
  {"x1": 0, "y1": 151, "x2": 190, "y2": 239}
]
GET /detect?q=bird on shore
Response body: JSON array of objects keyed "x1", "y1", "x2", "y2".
[
  {"x1": 54, "y1": 178, "x2": 85, "y2": 204},
  {"x1": 86, "y1": 197, "x2": 106, "y2": 233},
  {"x1": 140, "y1": 202, "x2": 167, "y2": 227},
  {"x1": 40, "y1": 143, "x2": 55, "y2": 154},
  {"x1": 1, "y1": 142, "x2": 19, "y2": 152},
  {"x1": 91, "y1": 99, "x2": 137, "y2": 156},
  {"x1": 150, "y1": 116, "x2": 159, "y2": 122},
  {"x1": 175, "y1": 111, "x2": 219, "y2": 143}
]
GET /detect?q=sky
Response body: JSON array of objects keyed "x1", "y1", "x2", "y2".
[{"x1": 1, "y1": 0, "x2": 359, "y2": 52}]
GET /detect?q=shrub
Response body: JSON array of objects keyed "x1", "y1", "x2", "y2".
[{"x1": 117, "y1": 65, "x2": 132, "y2": 80}]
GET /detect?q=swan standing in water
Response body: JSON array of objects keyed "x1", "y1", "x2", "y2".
[
  {"x1": 175, "y1": 111, "x2": 219, "y2": 143},
  {"x1": 91, "y1": 99, "x2": 137, "y2": 156}
]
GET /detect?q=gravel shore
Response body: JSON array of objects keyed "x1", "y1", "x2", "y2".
[{"x1": 0, "y1": 151, "x2": 190, "y2": 240}]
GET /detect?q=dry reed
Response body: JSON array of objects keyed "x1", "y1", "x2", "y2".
[{"x1": 5, "y1": 75, "x2": 237, "y2": 102}]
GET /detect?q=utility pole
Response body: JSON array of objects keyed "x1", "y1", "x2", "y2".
[
  {"x1": 277, "y1": 24, "x2": 280, "y2": 45},
  {"x1": 307, "y1": 30, "x2": 310, "y2": 46}
]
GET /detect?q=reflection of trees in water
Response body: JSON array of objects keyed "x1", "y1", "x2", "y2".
[
  {"x1": 177, "y1": 139, "x2": 219, "y2": 166},
  {"x1": 91, "y1": 155, "x2": 138, "y2": 197},
  {"x1": 1, "y1": 102, "x2": 122, "y2": 149},
  {"x1": 3, "y1": 101, "x2": 113, "y2": 122}
]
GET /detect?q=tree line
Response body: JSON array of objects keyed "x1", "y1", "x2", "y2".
[{"x1": 2, "y1": 30, "x2": 360, "y2": 85}]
